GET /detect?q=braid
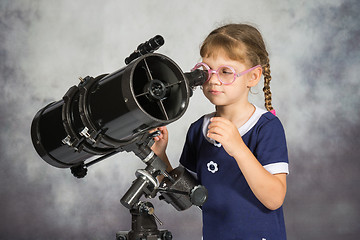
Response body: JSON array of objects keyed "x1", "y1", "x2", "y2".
[{"x1": 262, "y1": 59, "x2": 273, "y2": 111}]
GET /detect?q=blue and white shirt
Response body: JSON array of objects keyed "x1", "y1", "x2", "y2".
[{"x1": 180, "y1": 105, "x2": 289, "y2": 240}]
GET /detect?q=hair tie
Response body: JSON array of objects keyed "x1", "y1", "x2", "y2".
[{"x1": 270, "y1": 109, "x2": 276, "y2": 116}]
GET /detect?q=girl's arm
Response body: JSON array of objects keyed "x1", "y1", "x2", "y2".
[
  {"x1": 207, "y1": 117, "x2": 287, "y2": 210},
  {"x1": 151, "y1": 126, "x2": 173, "y2": 173}
]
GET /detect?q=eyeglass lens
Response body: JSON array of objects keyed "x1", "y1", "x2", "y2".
[
  {"x1": 217, "y1": 66, "x2": 235, "y2": 84},
  {"x1": 194, "y1": 64, "x2": 235, "y2": 84}
]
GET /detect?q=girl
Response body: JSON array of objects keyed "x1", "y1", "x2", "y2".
[{"x1": 152, "y1": 23, "x2": 289, "y2": 240}]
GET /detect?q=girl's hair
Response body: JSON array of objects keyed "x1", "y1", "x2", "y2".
[{"x1": 200, "y1": 23, "x2": 273, "y2": 111}]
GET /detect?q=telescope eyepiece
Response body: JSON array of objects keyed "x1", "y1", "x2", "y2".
[
  {"x1": 138, "y1": 35, "x2": 164, "y2": 54},
  {"x1": 125, "y1": 35, "x2": 165, "y2": 64},
  {"x1": 184, "y1": 69, "x2": 209, "y2": 88}
]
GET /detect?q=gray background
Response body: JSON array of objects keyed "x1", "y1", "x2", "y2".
[{"x1": 1, "y1": 0, "x2": 359, "y2": 239}]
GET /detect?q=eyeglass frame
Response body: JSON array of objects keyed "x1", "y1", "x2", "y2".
[{"x1": 191, "y1": 62, "x2": 262, "y2": 85}]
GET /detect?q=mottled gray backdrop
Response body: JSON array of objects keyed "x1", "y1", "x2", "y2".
[{"x1": 1, "y1": 0, "x2": 359, "y2": 239}]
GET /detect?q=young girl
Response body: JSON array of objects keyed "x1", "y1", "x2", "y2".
[{"x1": 152, "y1": 23, "x2": 289, "y2": 240}]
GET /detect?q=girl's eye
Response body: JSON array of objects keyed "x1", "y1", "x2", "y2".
[{"x1": 221, "y1": 68, "x2": 233, "y2": 75}]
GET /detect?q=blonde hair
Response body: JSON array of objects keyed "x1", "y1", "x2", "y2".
[{"x1": 200, "y1": 23, "x2": 273, "y2": 111}]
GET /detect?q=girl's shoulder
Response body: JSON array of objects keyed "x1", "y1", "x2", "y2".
[
  {"x1": 256, "y1": 109, "x2": 285, "y2": 132},
  {"x1": 238, "y1": 105, "x2": 284, "y2": 137},
  {"x1": 250, "y1": 107, "x2": 287, "y2": 144}
]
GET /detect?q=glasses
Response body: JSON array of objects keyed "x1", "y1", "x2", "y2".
[{"x1": 191, "y1": 62, "x2": 261, "y2": 85}]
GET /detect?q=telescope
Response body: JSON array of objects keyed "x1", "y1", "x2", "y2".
[{"x1": 31, "y1": 35, "x2": 208, "y2": 239}]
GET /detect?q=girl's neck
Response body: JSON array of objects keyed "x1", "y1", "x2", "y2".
[{"x1": 215, "y1": 102, "x2": 255, "y2": 128}]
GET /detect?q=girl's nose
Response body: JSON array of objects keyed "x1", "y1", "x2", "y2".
[{"x1": 207, "y1": 71, "x2": 222, "y2": 85}]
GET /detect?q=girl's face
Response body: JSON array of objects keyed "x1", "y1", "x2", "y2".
[{"x1": 201, "y1": 52, "x2": 259, "y2": 108}]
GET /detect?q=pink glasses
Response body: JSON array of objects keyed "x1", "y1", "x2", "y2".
[{"x1": 191, "y1": 62, "x2": 261, "y2": 85}]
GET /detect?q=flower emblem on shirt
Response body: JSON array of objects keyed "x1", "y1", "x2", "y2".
[{"x1": 207, "y1": 161, "x2": 218, "y2": 174}]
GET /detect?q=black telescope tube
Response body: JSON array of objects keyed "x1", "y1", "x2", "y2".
[{"x1": 31, "y1": 53, "x2": 191, "y2": 169}]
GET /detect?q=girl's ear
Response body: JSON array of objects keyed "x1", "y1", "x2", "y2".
[{"x1": 247, "y1": 66, "x2": 262, "y2": 88}]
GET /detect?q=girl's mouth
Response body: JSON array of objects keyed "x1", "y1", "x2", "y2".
[{"x1": 209, "y1": 89, "x2": 223, "y2": 95}]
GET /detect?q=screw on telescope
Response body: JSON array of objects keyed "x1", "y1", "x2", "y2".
[{"x1": 140, "y1": 202, "x2": 163, "y2": 226}]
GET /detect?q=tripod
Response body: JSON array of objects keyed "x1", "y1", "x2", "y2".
[{"x1": 116, "y1": 201, "x2": 172, "y2": 240}]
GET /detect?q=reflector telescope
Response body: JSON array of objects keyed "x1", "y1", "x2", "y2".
[{"x1": 31, "y1": 53, "x2": 202, "y2": 169}]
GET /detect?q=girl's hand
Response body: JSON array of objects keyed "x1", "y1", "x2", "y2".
[
  {"x1": 150, "y1": 126, "x2": 168, "y2": 157},
  {"x1": 207, "y1": 117, "x2": 243, "y2": 157}
]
